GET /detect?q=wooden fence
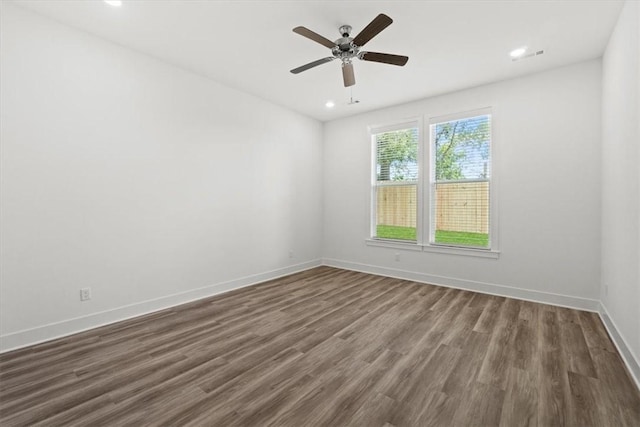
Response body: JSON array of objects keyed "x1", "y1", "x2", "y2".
[
  {"x1": 376, "y1": 185, "x2": 417, "y2": 228},
  {"x1": 377, "y1": 181, "x2": 489, "y2": 233},
  {"x1": 435, "y1": 181, "x2": 489, "y2": 234}
]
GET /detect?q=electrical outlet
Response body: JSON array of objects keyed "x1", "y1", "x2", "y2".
[
  {"x1": 289, "y1": 250, "x2": 294, "y2": 259},
  {"x1": 395, "y1": 253, "x2": 400, "y2": 262},
  {"x1": 80, "y1": 287, "x2": 91, "y2": 301}
]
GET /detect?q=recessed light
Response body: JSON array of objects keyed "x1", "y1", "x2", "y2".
[
  {"x1": 509, "y1": 46, "x2": 527, "y2": 58},
  {"x1": 325, "y1": 100, "x2": 335, "y2": 108},
  {"x1": 104, "y1": 0, "x2": 122, "y2": 6}
]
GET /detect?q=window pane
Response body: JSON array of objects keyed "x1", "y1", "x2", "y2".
[
  {"x1": 376, "y1": 128, "x2": 418, "y2": 182},
  {"x1": 434, "y1": 115, "x2": 490, "y2": 181},
  {"x1": 376, "y1": 184, "x2": 417, "y2": 241},
  {"x1": 432, "y1": 114, "x2": 491, "y2": 248},
  {"x1": 374, "y1": 126, "x2": 418, "y2": 241},
  {"x1": 434, "y1": 182, "x2": 489, "y2": 247}
]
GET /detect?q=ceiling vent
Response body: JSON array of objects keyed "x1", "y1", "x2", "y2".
[{"x1": 512, "y1": 50, "x2": 545, "y2": 62}]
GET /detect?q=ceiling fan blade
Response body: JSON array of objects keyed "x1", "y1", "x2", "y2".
[
  {"x1": 290, "y1": 57, "x2": 335, "y2": 74},
  {"x1": 360, "y1": 51, "x2": 409, "y2": 66},
  {"x1": 352, "y1": 14, "x2": 393, "y2": 47},
  {"x1": 293, "y1": 26, "x2": 336, "y2": 48},
  {"x1": 342, "y1": 62, "x2": 355, "y2": 87}
]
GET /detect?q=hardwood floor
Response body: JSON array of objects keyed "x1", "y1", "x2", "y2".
[{"x1": 1, "y1": 266, "x2": 638, "y2": 426}]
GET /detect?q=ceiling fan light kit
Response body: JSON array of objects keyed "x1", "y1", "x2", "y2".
[{"x1": 290, "y1": 13, "x2": 409, "y2": 87}]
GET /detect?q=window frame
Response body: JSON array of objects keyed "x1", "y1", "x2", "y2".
[
  {"x1": 369, "y1": 119, "x2": 423, "y2": 244},
  {"x1": 426, "y1": 108, "x2": 494, "y2": 250},
  {"x1": 366, "y1": 108, "x2": 499, "y2": 259}
]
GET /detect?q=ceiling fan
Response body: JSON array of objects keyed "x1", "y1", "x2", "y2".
[{"x1": 290, "y1": 13, "x2": 409, "y2": 87}]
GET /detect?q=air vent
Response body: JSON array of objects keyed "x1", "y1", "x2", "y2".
[{"x1": 512, "y1": 50, "x2": 544, "y2": 62}]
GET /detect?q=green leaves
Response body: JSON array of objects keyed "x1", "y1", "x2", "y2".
[
  {"x1": 374, "y1": 116, "x2": 489, "y2": 183},
  {"x1": 376, "y1": 128, "x2": 418, "y2": 181},
  {"x1": 434, "y1": 116, "x2": 490, "y2": 181}
]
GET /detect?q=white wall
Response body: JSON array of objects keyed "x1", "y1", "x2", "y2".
[
  {"x1": 2, "y1": 0, "x2": 633, "y2": 368},
  {"x1": 601, "y1": 0, "x2": 640, "y2": 371},
  {"x1": 323, "y1": 60, "x2": 603, "y2": 307},
  {"x1": 0, "y1": 3, "x2": 323, "y2": 350}
]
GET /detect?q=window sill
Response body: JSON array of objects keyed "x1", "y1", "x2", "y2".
[
  {"x1": 365, "y1": 239, "x2": 500, "y2": 259},
  {"x1": 422, "y1": 244, "x2": 500, "y2": 258},
  {"x1": 365, "y1": 239, "x2": 423, "y2": 251}
]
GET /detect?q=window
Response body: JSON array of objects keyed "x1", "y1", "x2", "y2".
[
  {"x1": 430, "y1": 113, "x2": 491, "y2": 248},
  {"x1": 369, "y1": 109, "x2": 496, "y2": 255},
  {"x1": 371, "y1": 123, "x2": 419, "y2": 242}
]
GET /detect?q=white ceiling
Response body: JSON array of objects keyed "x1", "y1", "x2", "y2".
[{"x1": 12, "y1": 0, "x2": 623, "y2": 122}]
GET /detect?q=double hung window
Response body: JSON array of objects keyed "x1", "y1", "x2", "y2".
[
  {"x1": 430, "y1": 112, "x2": 491, "y2": 249},
  {"x1": 370, "y1": 109, "x2": 495, "y2": 254},
  {"x1": 371, "y1": 123, "x2": 419, "y2": 242}
]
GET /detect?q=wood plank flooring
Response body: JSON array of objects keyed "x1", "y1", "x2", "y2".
[{"x1": 1, "y1": 266, "x2": 638, "y2": 426}]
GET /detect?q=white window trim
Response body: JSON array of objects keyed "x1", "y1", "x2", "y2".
[
  {"x1": 425, "y1": 106, "x2": 498, "y2": 255},
  {"x1": 367, "y1": 107, "x2": 499, "y2": 259},
  {"x1": 365, "y1": 238, "x2": 500, "y2": 258},
  {"x1": 365, "y1": 238, "x2": 424, "y2": 251},
  {"x1": 369, "y1": 118, "x2": 422, "y2": 243}
]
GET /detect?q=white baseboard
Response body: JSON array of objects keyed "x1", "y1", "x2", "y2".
[
  {"x1": 322, "y1": 258, "x2": 600, "y2": 311},
  {"x1": 597, "y1": 302, "x2": 640, "y2": 390},
  {"x1": 4, "y1": 258, "x2": 638, "y2": 394},
  {"x1": 0, "y1": 259, "x2": 322, "y2": 353}
]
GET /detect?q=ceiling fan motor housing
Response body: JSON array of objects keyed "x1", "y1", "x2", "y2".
[{"x1": 333, "y1": 25, "x2": 359, "y2": 61}]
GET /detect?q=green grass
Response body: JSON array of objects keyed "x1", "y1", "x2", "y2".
[
  {"x1": 376, "y1": 225, "x2": 417, "y2": 241},
  {"x1": 376, "y1": 225, "x2": 488, "y2": 247},
  {"x1": 435, "y1": 230, "x2": 489, "y2": 247}
]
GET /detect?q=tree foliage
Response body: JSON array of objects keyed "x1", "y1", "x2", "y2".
[
  {"x1": 434, "y1": 118, "x2": 489, "y2": 180},
  {"x1": 376, "y1": 129, "x2": 418, "y2": 181},
  {"x1": 376, "y1": 117, "x2": 489, "y2": 182}
]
